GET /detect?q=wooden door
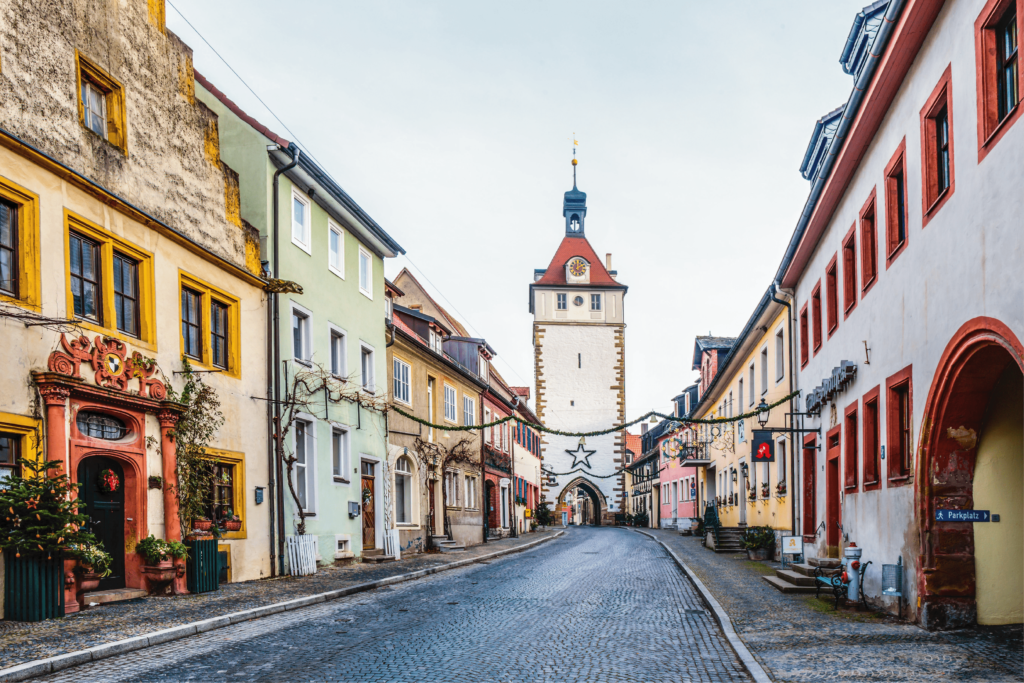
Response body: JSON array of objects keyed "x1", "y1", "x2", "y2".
[
  {"x1": 802, "y1": 439, "x2": 817, "y2": 536},
  {"x1": 826, "y1": 431, "x2": 842, "y2": 555},
  {"x1": 78, "y1": 456, "x2": 126, "y2": 590},
  {"x1": 361, "y1": 461, "x2": 375, "y2": 550},
  {"x1": 428, "y1": 479, "x2": 436, "y2": 535}
]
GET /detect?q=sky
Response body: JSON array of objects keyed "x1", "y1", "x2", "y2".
[{"x1": 167, "y1": 0, "x2": 872, "y2": 422}]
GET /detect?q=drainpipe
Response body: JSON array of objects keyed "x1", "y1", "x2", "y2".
[
  {"x1": 272, "y1": 144, "x2": 300, "y2": 576},
  {"x1": 769, "y1": 282, "x2": 797, "y2": 538},
  {"x1": 264, "y1": 262, "x2": 276, "y2": 577}
]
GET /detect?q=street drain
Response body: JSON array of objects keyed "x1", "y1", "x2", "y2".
[
  {"x1": 336, "y1": 631, "x2": 347, "y2": 634},
  {"x1": 447, "y1": 602, "x2": 459, "y2": 605},
  {"x1": 398, "y1": 609, "x2": 408, "y2": 612}
]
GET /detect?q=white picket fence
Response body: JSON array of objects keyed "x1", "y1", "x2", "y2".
[{"x1": 286, "y1": 534, "x2": 317, "y2": 576}]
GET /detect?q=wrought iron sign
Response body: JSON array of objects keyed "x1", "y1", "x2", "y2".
[{"x1": 804, "y1": 360, "x2": 857, "y2": 416}]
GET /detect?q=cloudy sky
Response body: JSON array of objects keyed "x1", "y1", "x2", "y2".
[{"x1": 168, "y1": 0, "x2": 870, "y2": 421}]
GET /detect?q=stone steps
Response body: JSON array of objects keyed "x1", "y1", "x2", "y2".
[
  {"x1": 81, "y1": 588, "x2": 148, "y2": 606},
  {"x1": 776, "y1": 569, "x2": 816, "y2": 586},
  {"x1": 761, "y1": 575, "x2": 818, "y2": 594},
  {"x1": 361, "y1": 548, "x2": 396, "y2": 563},
  {"x1": 432, "y1": 535, "x2": 466, "y2": 552}
]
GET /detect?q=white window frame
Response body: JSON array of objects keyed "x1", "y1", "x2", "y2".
[
  {"x1": 464, "y1": 474, "x2": 477, "y2": 510},
  {"x1": 775, "y1": 327, "x2": 785, "y2": 383},
  {"x1": 479, "y1": 355, "x2": 488, "y2": 381},
  {"x1": 291, "y1": 302, "x2": 313, "y2": 364},
  {"x1": 291, "y1": 191, "x2": 311, "y2": 254},
  {"x1": 329, "y1": 324, "x2": 347, "y2": 377},
  {"x1": 737, "y1": 418, "x2": 745, "y2": 443},
  {"x1": 445, "y1": 469, "x2": 461, "y2": 508},
  {"x1": 463, "y1": 395, "x2": 475, "y2": 427},
  {"x1": 556, "y1": 293, "x2": 567, "y2": 310},
  {"x1": 293, "y1": 413, "x2": 317, "y2": 513},
  {"x1": 483, "y1": 407, "x2": 492, "y2": 445},
  {"x1": 358, "y1": 247, "x2": 372, "y2": 299},
  {"x1": 443, "y1": 384, "x2": 457, "y2": 423},
  {"x1": 760, "y1": 346, "x2": 769, "y2": 396},
  {"x1": 748, "y1": 364, "x2": 756, "y2": 406},
  {"x1": 82, "y1": 80, "x2": 107, "y2": 138},
  {"x1": 590, "y1": 293, "x2": 602, "y2": 311},
  {"x1": 393, "y1": 356, "x2": 412, "y2": 406},
  {"x1": 328, "y1": 220, "x2": 345, "y2": 278},
  {"x1": 394, "y1": 455, "x2": 415, "y2": 525},
  {"x1": 331, "y1": 424, "x2": 350, "y2": 484},
  {"x1": 333, "y1": 533, "x2": 352, "y2": 559},
  {"x1": 777, "y1": 437, "x2": 787, "y2": 485},
  {"x1": 360, "y1": 342, "x2": 375, "y2": 393}
]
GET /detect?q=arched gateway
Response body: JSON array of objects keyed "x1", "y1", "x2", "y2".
[
  {"x1": 917, "y1": 317, "x2": 1024, "y2": 630},
  {"x1": 556, "y1": 477, "x2": 607, "y2": 526}
]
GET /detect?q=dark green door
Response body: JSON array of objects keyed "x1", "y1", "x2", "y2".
[{"x1": 77, "y1": 456, "x2": 126, "y2": 590}]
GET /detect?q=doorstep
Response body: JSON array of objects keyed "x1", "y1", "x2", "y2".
[{"x1": 80, "y1": 589, "x2": 148, "y2": 606}]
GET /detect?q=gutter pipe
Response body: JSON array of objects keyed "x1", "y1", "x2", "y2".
[
  {"x1": 265, "y1": 266, "x2": 276, "y2": 577},
  {"x1": 773, "y1": 0, "x2": 905, "y2": 287},
  {"x1": 769, "y1": 282, "x2": 798, "y2": 537},
  {"x1": 272, "y1": 144, "x2": 300, "y2": 577}
]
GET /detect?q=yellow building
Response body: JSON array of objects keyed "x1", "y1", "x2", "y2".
[{"x1": 694, "y1": 293, "x2": 796, "y2": 552}]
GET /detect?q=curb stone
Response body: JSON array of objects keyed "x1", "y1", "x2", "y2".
[
  {"x1": 630, "y1": 528, "x2": 773, "y2": 683},
  {"x1": 0, "y1": 531, "x2": 563, "y2": 682}
]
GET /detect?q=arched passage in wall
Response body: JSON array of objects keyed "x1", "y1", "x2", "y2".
[
  {"x1": 556, "y1": 477, "x2": 607, "y2": 526},
  {"x1": 917, "y1": 317, "x2": 1024, "y2": 630}
]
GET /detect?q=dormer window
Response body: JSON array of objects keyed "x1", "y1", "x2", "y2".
[
  {"x1": 479, "y1": 355, "x2": 488, "y2": 380},
  {"x1": 429, "y1": 330, "x2": 442, "y2": 354}
]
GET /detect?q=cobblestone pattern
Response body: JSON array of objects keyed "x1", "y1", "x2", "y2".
[
  {"x1": 647, "y1": 529, "x2": 1024, "y2": 682},
  {"x1": 41, "y1": 527, "x2": 751, "y2": 683},
  {"x1": 0, "y1": 531, "x2": 557, "y2": 671}
]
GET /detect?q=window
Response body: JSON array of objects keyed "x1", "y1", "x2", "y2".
[
  {"x1": 180, "y1": 288, "x2": 202, "y2": 360},
  {"x1": 845, "y1": 402, "x2": 858, "y2": 492},
  {"x1": 825, "y1": 255, "x2": 838, "y2": 337},
  {"x1": 358, "y1": 248, "x2": 372, "y2": 298},
  {"x1": 77, "y1": 412, "x2": 127, "y2": 440},
  {"x1": 760, "y1": 347, "x2": 769, "y2": 395},
  {"x1": 862, "y1": 387, "x2": 881, "y2": 489},
  {"x1": 294, "y1": 419, "x2": 313, "y2": 511},
  {"x1": 444, "y1": 384, "x2": 457, "y2": 423},
  {"x1": 328, "y1": 222, "x2": 344, "y2": 277},
  {"x1": 331, "y1": 329, "x2": 347, "y2": 377},
  {"x1": 935, "y1": 107, "x2": 951, "y2": 195},
  {"x1": 799, "y1": 304, "x2": 809, "y2": 367},
  {"x1": 976, "y1": 1, "x2": 1020, "y2": 159},
  {"x1": 393, "y1": 357, "x2": 411, "y2": 405},
  {"x1": 395, "y1": 456, "x2": 413, "y2": 524},
  {"x1": 332, "y1": 428, "x2": 350, "y2": 482},
  {"x1": 465, "y1": 475, "x2": 477, "y2": 509},
  {"x1": 842, "y1": 226, "x2": 857, "y2": 317},
  {"x1": 429, "y1": 330, "x2": 443, "y2": 355},
  {"x1": 483, "y1": 407, "x2": 491, "y2": 444},
  {"x1": 0, "y1": 432, "x2": 21, "y2": 483},
  {"x1": 777, "y1": 439, "x2": 787, "y2": 485},
  {"x1": 775, "y1": 328, "x2": 785, "y2": 381},
  {"x1": 291, "y1": 193, "x2": 310, "y2": 251},
  {"x1": 361, "y1": 345, "x2": 374, "y2": 391},
  {"x1": 811, "y1": 281, "x2": 822, "y2": 352},
  {"x1": 478, "y1": 355, "x2": 488, "y2": 381},
  {"x1": 737, "y1": 418, "x2": 745, "y2": 443},
  {"x1": 884, "y1": 139, "x2": 908, "y2": 266},
  {"x1": 0, "y1": 180, "x2": 39, "y2": 308},
  {"x1": 69, "y1": 232, "x2": 101, "y2": 322},
  {"x1": 556, "y1": 293, "x2": 567, "y2": 310},
  {"x1": 590, "y1": 293, "x2": 601, "y2": 311},
  {"x1": 210, "y1": 300, "x2": 228, "y2": 369},
  {"x1": 748, "y1": 364, "x2": 755, "y2": 405},
  {"x1": 206, "y1": 462, "x2": 235, "y2": 525},
  {"x1": 738, "y1": 379, "x2": 744, "y2": 413},
  {"x1": 292, "y1": 308, "x2": 310, "y2": 363},
  {"x1": 463, "y1": 396, "x2": 475, "y2": 427},
  {"x1": 0, "y1": 200, "x2": 17, "y2": 298},
  {"x1": 112, "y1": 253, "x2": 138, "y2": 336},
  {"x1": 859, "y1": 189, "x2": 878, "y2": 294},
  {"x1": 920, "y1": 66, "x2": 955, "y2": 224},
  {"x1": 76, "y1": 51, "x2": 126, "y2": 150},
  {"x1": 444, "y1": 470, "x2": 459, "y2": 507},
  {"x1": 886, "y1": 365, "x2": 913, "y2": 482}
]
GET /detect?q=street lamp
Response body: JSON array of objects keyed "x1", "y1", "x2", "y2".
[{"x1": 756, "y1": 399, "x2": 771, "y2": 428}]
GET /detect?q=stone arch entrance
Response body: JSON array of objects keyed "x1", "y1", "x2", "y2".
[
  {"x1": 556, "y1": 477, "x2": 607, "y2": 526},
  {"x1": 917, "y1": 317, "x2": 1024, "y2": 630}
]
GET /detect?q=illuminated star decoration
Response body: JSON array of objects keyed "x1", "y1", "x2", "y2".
[{"x1": 565, "y1": 443, "x2": 596, "y2": 469}]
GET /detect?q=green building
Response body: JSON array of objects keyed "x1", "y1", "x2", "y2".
[{"x1": 197, "y1": 75, "x2": 404, "y2": 573}]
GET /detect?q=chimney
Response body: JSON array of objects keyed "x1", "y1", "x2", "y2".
[{"x1": 605, "y1": 253, "x2": 612, "y2": 270}]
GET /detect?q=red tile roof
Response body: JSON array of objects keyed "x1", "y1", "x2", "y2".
[
  {"x1": 534, "y1": 236, "x2": 621, "y2": 286},
  {"x1": 625, "y1": 432, "x2": 642, "y2": 455},
  {"x1": 194, "y1": 70, "x2": 290, "y2": 148}
]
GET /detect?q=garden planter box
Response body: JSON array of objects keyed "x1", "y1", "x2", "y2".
[
  {"x1": 4, "y1": 552, "x2": 64, "y2": 622},
  {"x1": 142, "y1": 560, "x2": 180, "y2": 596},
  {"x1": 747, "y1": 548, "x2": 770, "y2": 561},
  {"x1": 223, "y1": 520, "x2": 242, "y2": 532},
  {"x1": 185, "y1": 538, "x2": 219, "y2": 594}
]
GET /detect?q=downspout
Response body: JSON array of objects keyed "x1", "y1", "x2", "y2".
[
  {"x1": 769, "y1": 282, "x2": 797, "y2": 537},
  {"x1": 265, "y1": 270, "x2": 276, "y2": 577},
  {"x1": 272, "y1": 144, "x2": 300, "y2": 576}
]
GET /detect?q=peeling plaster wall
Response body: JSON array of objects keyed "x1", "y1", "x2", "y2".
[{"x1": 0, "y1": 0, "x2": 254, "y2": 270}]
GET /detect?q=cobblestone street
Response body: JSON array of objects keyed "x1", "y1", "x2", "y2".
[
  {"x1": 38, "y1": 527, "x2": 750, "y2": 683},
  {"x1": 645, "y1": 529, "x2": 1024, "y2": 683}
]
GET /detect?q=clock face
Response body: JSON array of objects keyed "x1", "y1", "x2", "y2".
[{"x1": 568, "y1": 258, "x2": 587, "y2": 278}]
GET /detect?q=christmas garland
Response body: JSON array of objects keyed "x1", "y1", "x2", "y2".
[{"x1": 389, "y1": 390, "x2": 799, "y2": 438}]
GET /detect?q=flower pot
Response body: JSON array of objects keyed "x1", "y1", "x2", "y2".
[
  {"x1": 747, "y1": 548, "x2": 769, "y2": 561},
  {"x1": 78, "y1": 570, "x2": 101, "y2": 594},
  {"x1": 193, "y1": 520, "x2": 213, "y2": 531},
  {"x1": 223, "y1": 520, "x2": 242, "y2": 532},
  {"x1": 142, "y1": 562, "x2": 178, "y2": 596}
]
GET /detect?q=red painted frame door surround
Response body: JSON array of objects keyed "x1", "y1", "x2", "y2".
[{"x1": 826, "y1": 425, "x2": 842, "y2": 551}]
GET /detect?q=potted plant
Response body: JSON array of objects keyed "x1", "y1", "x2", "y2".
[
  {"x1": 193, "y1": 516, "x2": 213, "y2": 532},
  {"x1": 137, "y1": 534, "x2": 174, "y2": 567},
  {"x1": 742, "y1": 525, "x2": 776, "y2": 561},
  {"x1": 148, "y1": 475, "x2": 164, "y2": 490},
  {"x1": 222, "y1": 509, "x2": 242, "y2": 532},
  {"x1": 761, "y1": 482, "x2": 770, "y2": 498},
  {"x1": 137, "y1": 535, "x2": 188, "y2": 595},
  {"x1": 776, "y1": 481, "x2": 787, "y2": 496},
  {"x1": 748, "y1": 489, "x2": 757, "y2": 502}
]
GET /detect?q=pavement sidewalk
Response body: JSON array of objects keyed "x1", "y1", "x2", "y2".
[
  {"x1": 0, "y1": 531, "x2": 559, "y2": 674},
  {"x1": 646, "y1": 529, "x2": 1023, "y2": 682}
]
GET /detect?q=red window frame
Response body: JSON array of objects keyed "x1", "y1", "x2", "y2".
[
  {"x1": 802, "y1": 434, "x2": 817, "y2": 538},
  {"x1": 799, "y1": 303, "x2": 809, "y2": 368},
  {"x1": 842, "y1": 224, "x2": 857, "y2": 318},
  {"x1": 884, "y1": 138, "x2": 909, "y2": 268},
  {"x1": 859, "y1": 188, "x2": 878, "y2": 296},
  {"x1": 920, "y1": 64, "x2": 955, "y2": 227},
  {"x1": 975, "y1": 0, "x2": 1022, "y2": 162},
  {"x1": 825, "y1": 254, "x2": 839, "y2": 338},
  {"x1": 844, "y1": 400, "x2": 858, "y2": 492},
  {"x1": 861, "y1": 385, "x2": 881, "y2": 491},
  {"x1": 811, "y1": 281, "x2": 822, "y2": 354},
  {"x1": 886, "y1": 364, "x2": 914, "y2": 486}
]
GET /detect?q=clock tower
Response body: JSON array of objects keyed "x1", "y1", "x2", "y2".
[{"x1": 529, "y1": 170, "x2": 627, "y2": 524}]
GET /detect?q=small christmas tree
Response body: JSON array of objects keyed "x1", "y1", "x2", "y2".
[{"x1": 0, "y1": 458, "x2": 98, "y2": 560}]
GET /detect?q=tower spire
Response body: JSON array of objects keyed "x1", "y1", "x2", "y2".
[
  {"x1": 571, "y1": 133, "x2": 578, "y2": 186},
  {"x1": 563, "y1": 134, "x2": 586, "y2": 236}
]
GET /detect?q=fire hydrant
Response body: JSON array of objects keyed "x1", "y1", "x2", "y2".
[{"x1": 844, "y1": 543, "x2": 863, "y2": 602}]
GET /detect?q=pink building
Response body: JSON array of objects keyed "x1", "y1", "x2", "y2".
[{"x1": 658, "y1": 385, "x2": 701, "y2": 530}]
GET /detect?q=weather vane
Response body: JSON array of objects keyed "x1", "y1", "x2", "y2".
[{"x1": 569, "y1": 133, "x2": 579, "y2": 184}]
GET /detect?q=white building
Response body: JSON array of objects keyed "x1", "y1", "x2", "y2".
[
  {"x1": 530, "y1": 173, "x2": 627, "y2": 524},
  {"x1": 781, "y1": 0, "x2": 1022, "y2": 630}
]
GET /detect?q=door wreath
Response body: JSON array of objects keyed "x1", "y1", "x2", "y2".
[{"x1": 98, "y1": 469, "x2": 121, "y2": 493}]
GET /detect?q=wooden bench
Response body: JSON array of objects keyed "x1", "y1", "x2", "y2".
[{"x1": 814, "y1": 561, "x2": 872, "y2": 609}]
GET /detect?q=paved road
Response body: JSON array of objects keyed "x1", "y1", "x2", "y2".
[{"x1": 43, "y1": 527, "x2": 750, "y2": 683}]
